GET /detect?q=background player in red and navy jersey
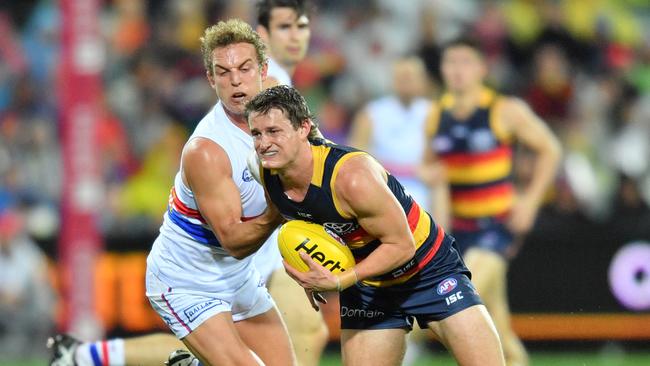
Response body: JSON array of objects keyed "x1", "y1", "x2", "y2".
[
  {"x1": 246, "y1": 85, "x2": 505, "y2": 366},
  {"x1": 419, "y1": 37, "x2": 562, "y2": 366}
]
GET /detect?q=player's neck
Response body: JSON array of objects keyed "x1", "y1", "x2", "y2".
[
  {"x1": 222, "y1": 105, "x2": 250, "y2": 135},
  {"x1": 397, "y1": 95, "x2": 415, "y2": 107},
  {"x1": 271, "y1": 54, "x2": 296, "y2": 77},
  {"x1": 450, "y1": 85, "x2": 484, "y2": 114}
]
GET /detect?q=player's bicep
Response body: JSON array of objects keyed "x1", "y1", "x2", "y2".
[
  {"x1": 335, "y1": 157, "x2": 413, "y2": 246},
  {"x1": 182, "y1": 139, "x2": 243, "y2": 239}
]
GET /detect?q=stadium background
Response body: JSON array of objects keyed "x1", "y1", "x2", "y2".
[{"x1": 0, "y1": 0, "x2": 649, "y2": 364}]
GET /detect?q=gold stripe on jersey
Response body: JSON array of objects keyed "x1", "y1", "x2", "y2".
[
  {"x1": 424, "y1": 102, "x2": 440, "y2": 138},
  {"x1": 452, "y1": 194, "x2": 514, "y2": 218},
  {"x1": 330, "y1": 151, "x2": 367, "y2": 219},
  {"x1": 445, "y1": 158, "x2": 512, "y2": 184},
  {"x1": 489, "y1": 98, "x2": 513, "y2": 143},
  {"x1": 310, "y1": 144, "x2": 332, "y2": 187}
]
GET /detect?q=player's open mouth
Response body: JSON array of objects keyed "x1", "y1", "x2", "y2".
[{"x1": 232, "y1": 92, "x2": 246, "y2": 102}]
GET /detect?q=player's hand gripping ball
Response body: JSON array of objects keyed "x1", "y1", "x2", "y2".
[{"x1": 278, "y1": 220, "x2": 355, "y2": 273}]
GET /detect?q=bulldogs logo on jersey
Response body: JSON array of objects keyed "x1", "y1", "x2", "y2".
[{"x1": 242, "y1": 168, "x2": 254, "y2": 182}]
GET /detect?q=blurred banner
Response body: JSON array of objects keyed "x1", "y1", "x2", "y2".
[{"x1": 58, "y1": 0, "x2": 104, "y2": 339}]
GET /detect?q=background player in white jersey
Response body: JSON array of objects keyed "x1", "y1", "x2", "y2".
[
  {"x1": 48, "y1": 3, "x2": 320, "y2": 366},
  {"x1": 348, "y1": 56, "x2": 432, "y2": 211},
  {"x1": 49, "y1": 19, "x2": 296, "y2": 366},
  {"x1": 253, "y1": 2, "x2": 329, "y2": 365}
]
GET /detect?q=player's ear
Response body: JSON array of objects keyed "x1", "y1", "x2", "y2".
[
  {"x1": 260, "y1": 60, "x2": 268, "y2": 81},
  {"x1": 206, "y1": 70, "x2": 216, "y2": 89},
  {"x1": 300, "y1": 119, "x2": 312, "y2": 137}
]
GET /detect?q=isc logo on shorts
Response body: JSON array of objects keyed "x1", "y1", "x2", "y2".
[{"x1": 437, "y1": 278, "x2": 458, "y2": 295}]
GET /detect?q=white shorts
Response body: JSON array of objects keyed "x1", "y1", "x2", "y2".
[
  {"x1": 146, "y1": 268, "x2": 275, "y2": 339},
  {"x1": 253, "y1": 230, "x2": 283, "y2": 282}
]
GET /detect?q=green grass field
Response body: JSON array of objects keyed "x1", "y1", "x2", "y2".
[
  {"x1": 5, "y1": 351, "x2": 650, "y2": 366},
  {"x1": 319, "y1": 351, "x2": 650, "y2": 366}
]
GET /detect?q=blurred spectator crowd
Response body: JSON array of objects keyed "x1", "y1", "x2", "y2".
[{"x1": 0, "y1": 0, "x2": 649, "y2": 255}]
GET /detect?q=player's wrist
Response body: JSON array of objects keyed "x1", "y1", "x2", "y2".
[{"x1": 336, "y1": 268, "x2": 358, "y2": 292}]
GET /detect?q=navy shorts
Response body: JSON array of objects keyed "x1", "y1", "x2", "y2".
[
  {"x1": 339, "y1": 235, "x2": 483, "y2": 330},
  {"x1": 453, "y1": 218, "x2": 514, "y2": 257}
]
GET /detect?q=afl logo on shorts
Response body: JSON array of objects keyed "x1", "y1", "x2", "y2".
[{"x1": 437, "y1": 278, "x2": 458, "y2": 295}]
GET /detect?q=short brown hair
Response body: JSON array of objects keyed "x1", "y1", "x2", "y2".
[
  {"x1": 245, "y1": 85, "x2": 319, "y2": 140},
  {"x1": 200, "y1": 19, "x2": 267, "y2": 76}
]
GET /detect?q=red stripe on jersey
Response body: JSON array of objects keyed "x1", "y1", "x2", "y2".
[
  {"x1": 399, "y1": 224, "x2": 445, "y2": 278},
  {"x1": 170, "y1": 188, "x2": 205, "y2": 223},
  {"x1": 441, "y1": 145, "x2": 511, "y2": 166},
  {"x1": 343, "y1": 226, "x2": 370, "y2": 243},
  {"x1": 406, "y1": 201, "x2": 421, "y2": 232},
  {"x1": 452, "y1": 182, "x2": 513, "y2": 201},
  {"x1": 101, "y1": 341, "x2": 109, "y2": 366}
]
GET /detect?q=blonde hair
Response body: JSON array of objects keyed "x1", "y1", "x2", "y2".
[{"x1": 200, "y1": 19, "x2": 267, "y2": 76}]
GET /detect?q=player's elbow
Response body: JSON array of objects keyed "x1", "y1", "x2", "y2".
[
  {"x1": 397, "y1": 239, "x2": 417, "y2": 265},
  {"x1": 222, "y1": 244, "x2": 253, "y2": 260},
  {"x1": 217, "y1": 234, "x2": 254, "y2": 260}
]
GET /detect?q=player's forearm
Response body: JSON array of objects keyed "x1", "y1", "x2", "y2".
[
  {"x1": 523, "y1": 141, "x2": 562, "y2": 205},
  {"x1": 219, "y1": 209, "x2": 283, "y2": 259},
  {"x1": 353, "y1": 241, "x2": 416, "y2": 282}
]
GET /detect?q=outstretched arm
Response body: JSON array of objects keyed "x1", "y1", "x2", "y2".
[{"x1": 183, "y1": 137, "x2": 283, "y2": 259}]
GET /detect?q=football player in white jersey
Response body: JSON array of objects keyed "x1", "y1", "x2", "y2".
[
  {"x1": 48, "y1": 19, "x2": 296, "y2": 366},
  {"x1": 48, "y1": 3, "x2": 322, "y2": 365},
  {"x1": 146, "y1": 19, "x2": 294, "y2": 366}
]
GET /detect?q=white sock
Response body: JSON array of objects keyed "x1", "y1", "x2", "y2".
[{"x1": 75, "y1": 339, "x2": 126, "y2": 366}]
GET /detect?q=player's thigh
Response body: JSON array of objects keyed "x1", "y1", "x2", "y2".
[
  {"x1": 428, "y1": 304, "x2": 504, "y2": 366},
  {"x1": 268, "y1": 267, "x2": 328, "y2": 338},
  {"x1": 235, "y1": 306, "x2": 297, "y2": 366},
  {"x1": 341, "y1": 328, "x2": 407, "y2": 366},
  {"x1": 183, "y1": 311, "x2": 261, "y2": 366},
  {"x1": 463, "y1": 248, "x2": 507, "y2": 300}
]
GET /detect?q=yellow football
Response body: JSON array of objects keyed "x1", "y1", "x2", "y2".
[{"x1": 277, "y1": 220, "x2": 355, "y2": 273}]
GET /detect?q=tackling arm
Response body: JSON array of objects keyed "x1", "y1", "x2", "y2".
[{"x1": 182, "y1": 138, "x2": 283, "y2": 259}]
